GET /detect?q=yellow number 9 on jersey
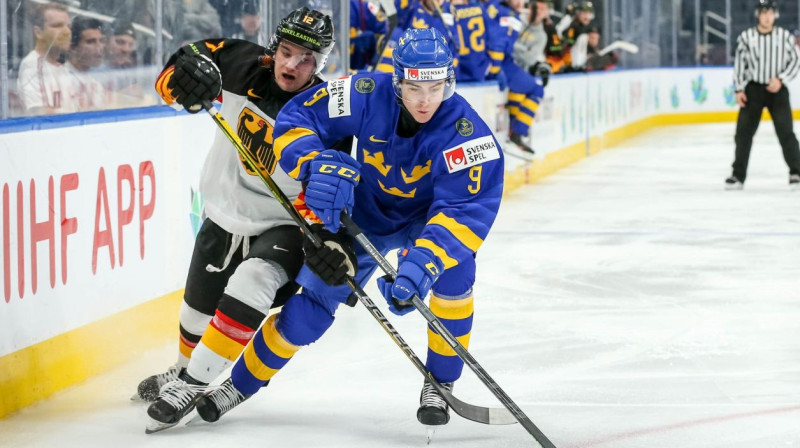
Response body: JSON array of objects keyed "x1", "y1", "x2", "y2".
[{"x1": 468, "y1": 166, "x2": 482, "y2": 194}]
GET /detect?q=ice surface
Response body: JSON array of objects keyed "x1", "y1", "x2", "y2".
[{"x1": 1, "y1": 123, "x2": 799, "y2": 447}]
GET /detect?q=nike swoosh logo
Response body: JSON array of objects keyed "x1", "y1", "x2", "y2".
[
  {"x1": 273, "y1": 245, "x2": 288, "y2": 252},
  {"x1": 247, "y1": 88, "x2": 262, "y2": 99},
  {"x1": 369, "y1": 135, "x2": 388, "y2": 143}
]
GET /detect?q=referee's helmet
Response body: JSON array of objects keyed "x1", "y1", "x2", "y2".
[{"x1": 755, "y1": 0, "x2": 779, "y2": 19}]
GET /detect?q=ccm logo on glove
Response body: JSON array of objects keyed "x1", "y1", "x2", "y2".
[{"x1": 317, "y1": 164, "x2": 359, "y2": 180}]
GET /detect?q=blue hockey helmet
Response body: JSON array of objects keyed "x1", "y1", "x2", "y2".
[{"x1": 392, "y1": 28, "x2": 456, "y2": 101}]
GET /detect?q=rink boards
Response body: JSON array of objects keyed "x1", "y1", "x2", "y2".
[{"x1": 1, "y1": 67, "x2": 799, "y2": 418}]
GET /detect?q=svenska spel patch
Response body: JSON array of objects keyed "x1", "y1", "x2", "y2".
[
  {"x1": 442, "y1": 135, "x2": 500, "y2": 173},
  {"x1": 404, "y1": 67, "x2": 448, "y2": 81},
  {"x1": 327, "y1": 76, "x2": 352, "y2": 118}
]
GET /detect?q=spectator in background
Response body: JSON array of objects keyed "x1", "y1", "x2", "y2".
[
  {"x1": 564, "y1": 0, "x2": 594, "y2": 44},
  {"x1": 66, "y1": 16, "x2": 107, "y2": 111},
  {"x1": 560, "y1": 0, "x2": 593, "y2": 72},
  {"x1": 584, "y1": 24, "x2": 618, "y2": 71},
  {"x1": 17, "y1": 2, "x2": 76, "y2": 115},
  {"x1": 68, "y1": 17, "x2": 105, "y2": 73},
  {"x1": 67, "y1": 17, "x2": 109, "y2": 110},
  {"x1": 514, "y1": 0, "x2": 563, "y2": 86},
  {"x1": 105, "y1": 20, "x2": 137, "y2": 68},
  {"x1": 793, "y1": 29, "x2": 800, "y2": 49},
  {"x1": 208, "y1": 0, "x2": 244, "y2": 36},
  {"x1": 231, "y1": 1, "x2": 263, "y2": 45},
  {"x1": 179, "y1": 0, "x2": 222, "y2": 45},
  {"x1": 101, "y1": 18, "x2": 153, "y2": 108},
  {"x1": 555, "y1": 0, "x2": 575, "y2": 36}
]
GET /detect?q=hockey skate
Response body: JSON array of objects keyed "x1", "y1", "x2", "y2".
[
  {"x1": 145, "y1": 379, "x2": 205, "y2": 434},
  {"x1": 504, "y1": 132, "x2": 535, "y2": 162},
  {"x1": 417, "y1": 381, "x2": 453, "y2": 443},
  {"x1": 790, "y1": 174, "x2": 800, "y2": 191},
  {"x1": 194, "y1": 378, "x2": 252, "y2": 423},
  {"x1": 133, "y1": 364, "x2": 183, "y2": 402},
  {"x1": 724, "y1": 175, "x2": 744, "y2": 190}
]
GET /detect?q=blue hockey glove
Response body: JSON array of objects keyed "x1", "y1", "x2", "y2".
[
  {"x1": 304, "y1": 150, "x2": 361, "y2": 233},
  {"x1": 377, "y1": 247, "x2": 444, "y2": 316}
]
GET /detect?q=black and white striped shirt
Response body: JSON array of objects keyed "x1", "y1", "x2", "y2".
[{"x1": 733, "y1": 26, "x2": 800, "y2": 91}]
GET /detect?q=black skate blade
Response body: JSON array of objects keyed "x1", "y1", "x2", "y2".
[
  {"x1": 185, "y1": 414, "x2": 206, "y2": 426},
  {"x1": 145, "y1": 417, "x2": 179, "y2": 434}
]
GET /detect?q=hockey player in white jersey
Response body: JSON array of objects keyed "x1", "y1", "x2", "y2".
[{"x1": 137, "y1": 7, "x2": 346, "y2": 433}]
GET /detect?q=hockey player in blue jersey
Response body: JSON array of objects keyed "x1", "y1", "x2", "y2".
[
  {"x1": 486, "y1": 0, "x2": 545, "y2": 158},
  {"x1": 375, "y1": 0, "x2": 459, "y2": 74},
  {"x1": 451, "y1": 0, "x2": 491, "y2": 82},
  {"x1": 193, "y1": 27, "x2": 504, "y2": 430},
  {"x1": 350, "y1": 0, "x2": 388, "y2": 70}
]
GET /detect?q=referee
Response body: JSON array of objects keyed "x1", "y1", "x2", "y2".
[{"x1": 727, "y1": 0, "x2": 800, "y2": 190}]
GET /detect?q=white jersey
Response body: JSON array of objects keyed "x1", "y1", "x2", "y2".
[
  {"x1": 65, "y1": 62, "x2": 108, "y2": 111},
  {"x1": 155, "y1": 38, "x2": 319, "y2": 237},
  {"x1": 199, "y1": 91, "x2": 302, "y2": 237},
  {"x1": 17, "y1": 50, "x2": 78, "y2": 114}
]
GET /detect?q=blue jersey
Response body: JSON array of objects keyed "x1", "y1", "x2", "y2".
[
  {"x1": 374, "y1": 2, "x2": 460, "y2": 74},
  {"x1": 350, "y1": 0, "x2": 388, "y2": 70},
  {"x1": 396, "y1": 0, "x2": 415, "y2": 30},
  {"x1": 452, "y1": 2, "x2": 490, "y2": 82},
  {"x1": 484, "y1": 0, "x2": 523, "y2": 76},
  {"x1": 274, "y1": 73, "x2": 504, "y2": 269},
  {"x1": 408, "y1": 2, "x2": 459, "y2": 60}
]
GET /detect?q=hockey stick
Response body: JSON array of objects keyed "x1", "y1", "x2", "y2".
[
  {"x1": 341, "y1": 214, "x2": 557, "y2": 448},
  {"x1": 599, "y1": 40, "x2": 639, "y2": 56},
  {"x1": 369, "y1": 0, "x2": 398, "y2": 72},
  {"x1": 199, "y1": 100, "x2": 516, "y2": 426},
  {"x1": 430, "y1": 0, "x2": 460, "y2": 53}
]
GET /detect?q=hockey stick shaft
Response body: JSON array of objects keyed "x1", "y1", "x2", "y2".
[
  {"x1": 342, "y1": 214, "x2": 556, "y2": 447},
  {"x1": 430, "y1": 0, "x2": 460, "y2": 52},
  {"x1": 199, "y1": 101, "x2": 513, "y2": 425},
  {"x1": 369, "y1": 12, "x2": 397, "y2": 72},
  {"x1": 599, "y1": 40, "x2": 639, "y2": 56}
]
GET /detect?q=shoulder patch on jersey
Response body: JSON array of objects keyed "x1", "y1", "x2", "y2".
[
  {"x1": 487, "y1": 4, "x2": 498, "y2": 19},
  {"x1": 442, "y1": 135, "x2": 500, "y2": 173},
  {"x1": 441, "y1": 12, "x2": 455, "y2": 26},
  {"x1": 499, "y1": 16, "x2": 522, "y2": 32},
  {"x1": 367, "y1": 0, "x2": 380, "y2": 16},
  {"x1": 456, "y1": 118, "x2": 473, "y2": 137},
  {"x1": 327, "y1": 77, "x2": 352, "y2": 118},
  {"x1": 355, "y1": 77, "x2": 375, "y2": 93}
]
